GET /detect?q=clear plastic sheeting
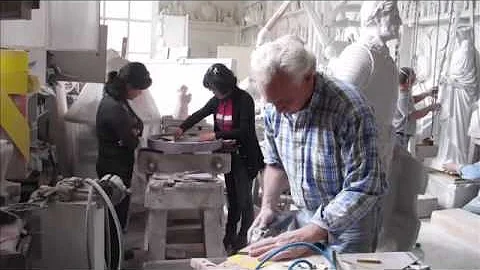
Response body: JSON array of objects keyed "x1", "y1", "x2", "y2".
[
  {"x1": 0, "y1": 140, "x2": 14, "y2": 197},
  {"x1": 128, "y1": 89, "x2": 162, "y2": 124},
  {"x1": 64, "y1": 83, "x2": 103, "y2": 126}
]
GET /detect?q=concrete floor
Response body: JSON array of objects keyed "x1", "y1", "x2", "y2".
[{"x1": 122, "y1": 207, "x2": 480, "y2": 270}]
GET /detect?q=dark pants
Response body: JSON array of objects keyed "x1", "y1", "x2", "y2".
[
  {"x1": 97, "y1": 159, "x2": 133, "y2": 270},
  {"x1": 223, "y1": 153, "x2": 254, "y2": 251}
]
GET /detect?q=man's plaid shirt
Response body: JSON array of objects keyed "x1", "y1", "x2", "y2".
[{"x1": 263, "y1": 73, "x2": 387, "y2": 233}]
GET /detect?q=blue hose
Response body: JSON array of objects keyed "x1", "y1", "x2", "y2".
[{"x1": 254, "y1": 242, "x2": 336, "y2": 270}]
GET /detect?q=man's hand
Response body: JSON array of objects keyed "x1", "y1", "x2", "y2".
[
  {"x1": 247, "y1": 207, "x2": 276, "y2": 243},
  {"x1": 199, "y1": 131, "x2": 216, "y2": 141},
  {"x1": 174, "y1": 127, "x2": 184, "y2": 140},
  {"x1": 443, "y1": 162, "x2": 460, "y2": 174},
  {"x1": 244, "y1": 223, "x2": 328, "y2": 261},
  {"x1": 429, "y1": 86, "x2": 439, "y2": 97}
]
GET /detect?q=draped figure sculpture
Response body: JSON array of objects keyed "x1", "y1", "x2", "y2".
[
  {"x1": 433, "y1": 26, "x2": 479, "y2": 166},
  {"x1": 328, "y1": 1, "x2": 400, "y2": 165},
  {"x1": 329, "y1": 1, "x2": 422, "y2": 252}
]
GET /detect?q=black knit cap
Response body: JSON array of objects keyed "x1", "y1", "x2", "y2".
[{"x1": 118, "y1": 62, "x2": 152, "y2": 90}]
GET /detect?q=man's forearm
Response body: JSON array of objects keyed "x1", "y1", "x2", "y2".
[
  {"x1": 410, "y1": 106, "x2": 432, "y2": 120},
  {"x1": 261, "y1": 165, "x2": 289, "y2": 210},
  {"x1": 413, "y1": 92, "x2": 429, "y2": 103}
]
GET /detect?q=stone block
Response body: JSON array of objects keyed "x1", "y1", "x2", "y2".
[
  {"x1": 417, "y1": 194, "x2": 438, "y2": 218},
  {"x1": 431, "y1": 208, "x2": 480, "y2": 249},
  {"x1": 425, "y1": 172, "x2": 480, "y2": 209},
  {"x1": 145, "y1": 181, "x2": 224, "y2": 210}
]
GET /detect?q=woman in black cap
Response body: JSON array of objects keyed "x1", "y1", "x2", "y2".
[
  {"x1": 175, "y1": 63, "x2": 264, "y2": 254},
  {"x1": 96, "y1": 62, "x2": 152, "y2": 267}
]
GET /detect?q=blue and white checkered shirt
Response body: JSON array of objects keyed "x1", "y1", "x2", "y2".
[{"x1": 263, "y1": 73, "x2": 387, "y2": 233}]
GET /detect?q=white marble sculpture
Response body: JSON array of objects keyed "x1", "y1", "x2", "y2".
[
  {"x1": 173, "y1": 85, "x2": 191, "y2": 120},
  {"x1": 329, "y1": 1, "x2": 400, "y2": 166},
  {"x1": 329, "y1": 1, "x2": 421, "y2": 252},
  {"x1": 196, "y1": 1, "x2": 218, "y2": 22},
  {"x1": 469, "y1": 100, "x2": 480, "y2": 146},
  {"x1": 159, "y1": 1, "x2": 186, "y2": 16},
  {"x1": 433, "y1": 26, "x2": 479, "y2": 166}
]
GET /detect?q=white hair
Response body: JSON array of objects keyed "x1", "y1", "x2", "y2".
[
  {"x1": 360, "y1": 1, "x2": 397, "y2": 27},
  {"x1": 250, "y1": 35, "x2": 316, "y2": 93}
]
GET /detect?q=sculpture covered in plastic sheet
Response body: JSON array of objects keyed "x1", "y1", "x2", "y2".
[
  {"x1": 329, "y1": 1, "x2": 421, "y2": 252},
  {"x1": 433, "y1": 26, "x2": 479, "y2": 166}
]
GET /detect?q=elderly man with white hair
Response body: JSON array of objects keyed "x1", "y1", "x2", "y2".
[{"x1": 245, "y1": 35, "x2": 387, "y2": 260}]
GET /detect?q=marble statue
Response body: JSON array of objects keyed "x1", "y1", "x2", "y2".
[
  {"x1": 323, "y1": 40, "x2": 349, "y2": 72},
  {"x1": 329, "y1": 0, "x2": 401, "y2": 165},
  {"x1": 222, "y1": 11, "x2": 236, "y2": 26},
  {"x1": 159, "y1": 1, "x2": 186, "y2": 16},
  {"x1": 433, "y1": 26, "x2": 479, "y2": 166},
  {"x1": 329, "y1": 1, "x2": 422, "y2": 252},
  {"x1": 196, "y1": 1, "x2": 218, "y2": 22},
  {"x1": 469, "y1": 100, "x2": 480, "y2": 145},
  {"x1": 173, "y1": 85, "x2": 191, "y2": 120}
]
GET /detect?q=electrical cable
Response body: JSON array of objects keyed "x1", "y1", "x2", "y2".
[
  {"x1": 85, "y1": 185, "x2": 93, "y2": 270},
  {"x1": 429, "y1": 0, "x2": 442, "y2": 138},
  {"x1": 288, "y1": 258, "x2": 315, "y2": 270},
  {"x1": 254, "y1": 242, "x2": 336, "y2": 270},
  {"x1": 105, "y1": 206, "x2": 111, "y2": 270},
  {"x1": 84, "y1": 178, "x2": 123, "y2": 270}
]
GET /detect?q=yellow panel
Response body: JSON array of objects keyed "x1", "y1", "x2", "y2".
[
  {"x1": 28, "y1": 75, "x2": 41, "y2": 93},
  {"x1": 0, "y1": 90, "x2": 29, "y2": 159},
  {"x1": 0, "y1": 72, "x2": 28, "y2": 94},
  {"x1": 0, "y1": 50, "x2": 28, "y2": 73},
  {"x1": 0, "y1": 49, "x2": 29, "y2": 160}
]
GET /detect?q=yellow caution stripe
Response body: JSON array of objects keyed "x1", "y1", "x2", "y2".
[{"x1": 0, "y1": 50, "x2": 30, "y2": 160}]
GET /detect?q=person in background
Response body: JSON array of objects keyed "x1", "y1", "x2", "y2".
[
  {"x1": 245, "y1": 35, "x2": 387, "y2": 260},
  {"x1": 174, "y1": 63, "x2": 264, "y2": 254},
  {"x1": 96, "y1": 62, "x2": 152, "y2": 268},
  {"x1": 392, "y1": 67, "x2": 441, "y2": 149}
]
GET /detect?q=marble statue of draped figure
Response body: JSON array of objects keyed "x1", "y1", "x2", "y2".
[
  {"x1": 433, "y1": 26, "x2": 479, "y2": 167},
  {"x1": 329, "y1": 1, "x2": 424, "y2": 252}
]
